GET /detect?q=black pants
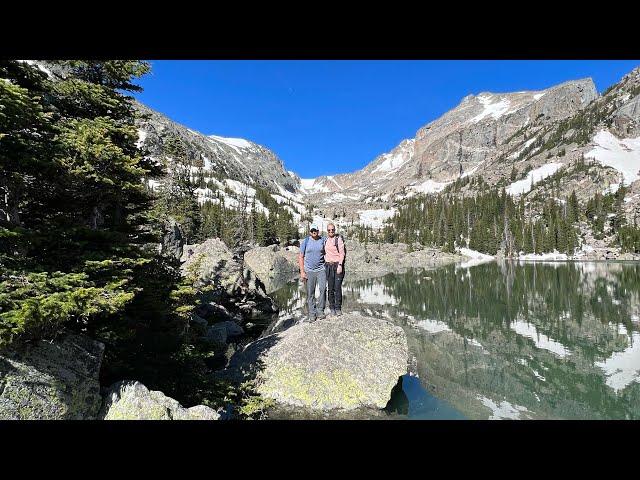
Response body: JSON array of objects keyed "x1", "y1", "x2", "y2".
[{"x1": 325, "y1": 262, "x2": 344, "y2": 311}]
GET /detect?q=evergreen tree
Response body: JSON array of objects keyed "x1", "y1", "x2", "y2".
[{"x1": 0, "y1": 60, "x2": 158, "y2": 344}]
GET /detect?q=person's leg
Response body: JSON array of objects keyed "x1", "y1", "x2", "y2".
[
  {"x1": 326, "y1": 263, "x2": 336, "y2": 313},
  {"x1": 316, "y1": 268, "x2": 327, "y2": 317},
  {"x1": 306, "y1": 271, "x2": 318, "y2": 319},
  {"x1": 335, "y1": 269, "x2": 344, "y2": 314}
]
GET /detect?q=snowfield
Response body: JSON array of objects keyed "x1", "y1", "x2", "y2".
[
  {"x1": 471, "y1": 94, "x2": 513, "y2": 123},
  {"x1": 299, "y1": 178, "x2": 331, "y2": 194},
  {"x1": 357, "y1": 208, "x2": 397, "y2": 229},
  {"x1": 506, "y1": 162, "x2": 564, "y2": 196},
  {"x1": 586, "y1": 130, "x2": 640, "y2": 186},
  {"x1": 409, "y1": 179, "x2": 450, "y2": 195},
  {"x1": 518, "y1": 250, "x2": 569, "y2": 261},
  {"x1": 208, "y1": 135, "x2": 252, "y2": 151}
]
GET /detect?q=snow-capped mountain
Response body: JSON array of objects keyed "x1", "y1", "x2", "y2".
[
  {"x1": 300, "y1": 78, "x2": 599, "y2": 206},
  {"x1": 135, "y1": 102, "x2": 300, "y2": 197}
]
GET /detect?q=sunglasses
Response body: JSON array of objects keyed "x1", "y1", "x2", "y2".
[
  {"x1": 310, "y1": 229, "x2": 319, "y2": 233},
  {"x1": 327, "y1": 229, "x2": 335, "y2": 232}
]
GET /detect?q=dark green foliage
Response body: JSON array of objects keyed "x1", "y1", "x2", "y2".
[
  {"x1": 152, "y1": 136, "x2": 202, "y2": 243},
  {"x1": 199, "y1": 183, "x2": 299, "y2": 248},
  {"x1": 384, "y1": 186, "x2": 580, "y2": 256},
  {"x1": 0, "y1": 60, "x2": 158, "y2": 345}
]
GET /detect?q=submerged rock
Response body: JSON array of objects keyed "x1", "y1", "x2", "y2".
[
  {"x1": 100, "y1": 380, "x2": 220, "y2": 420},
  {"x1": 0, "y1": 333, "x2": 104, "y2": 420},
  {"x1": 231, "y1": 313, "x2": 408, "y2": 411}
]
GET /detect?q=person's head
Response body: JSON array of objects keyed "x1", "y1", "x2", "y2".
[
  {"x1": 310, "y1": 223, "x2": 320, "y2": 239},
  {"x1": 327, "y1": 223, "x2": 336, "y2": 237}
]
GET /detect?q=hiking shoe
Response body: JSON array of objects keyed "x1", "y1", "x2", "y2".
[
  {"x1": 329, "y1": 309, "x2": 336, "y2": 317},
  {"x1": 316, "y1": 314, "x2": 326, "y2": 320},
  {"x1": 307, "y1": 315, "x2": 317, "y2": 323},
  {"x1": 335, "y1": 310, "x2": 343, "y2": 317}
]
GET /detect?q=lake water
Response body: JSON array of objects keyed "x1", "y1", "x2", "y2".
[{"x1": 269, "y1": 261, "x2": 640, "y2": 419}]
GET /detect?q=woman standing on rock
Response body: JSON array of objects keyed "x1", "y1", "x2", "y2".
[{"x1": 324, "y1": 222, "x2": 345, "y2": 317}]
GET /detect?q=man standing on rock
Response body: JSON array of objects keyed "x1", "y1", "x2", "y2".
[
  {"x1": 324, "y1": 222, "x2": 345, "y2": 317},
  {"x1": 299, "y1": 223, "x2": 327, "y2": 322}
]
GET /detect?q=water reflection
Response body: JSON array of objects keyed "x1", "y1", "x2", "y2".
[{"x1": 270, "y1": 261, "x2": 640, "y2": 419}]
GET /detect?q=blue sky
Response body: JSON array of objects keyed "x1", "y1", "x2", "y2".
[{"x1": 133, "y1": 60, "x2": 639, "y2": 179}]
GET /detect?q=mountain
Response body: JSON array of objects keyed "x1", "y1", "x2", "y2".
[
  {"x1": 301, "y1": 68, "x2": 640, "y2": 235},
  {"x1": 133, "y1": 102, "x2": 308, "y2": 222},
  {"x1": 301, "y1": 78, "x2": 598, "y2": 204},
  {"x1": 135, "y1": 102, "x2": 300, "y2": 196}
]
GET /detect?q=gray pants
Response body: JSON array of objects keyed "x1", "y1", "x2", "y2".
[{"x1": 306, "y1": 269, "x2": 326, "y2": 317}]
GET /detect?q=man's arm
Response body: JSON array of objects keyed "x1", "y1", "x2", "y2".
[{"x1": 298, "y1": 253, "x2": 307, "y2": 279}]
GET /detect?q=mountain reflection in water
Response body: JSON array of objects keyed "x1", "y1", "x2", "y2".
[{"x1": 270, "y1": 261, "x2": 640, "y2": 419}]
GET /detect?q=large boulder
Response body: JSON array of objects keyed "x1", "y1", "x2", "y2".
[
  {"x1": 234, "y1": 313, "x2": 408, "y2": 411},
  {"x1": 0, "y1": 333, "x2": 104, "y2": 420},
  {"x1": 181, "y1": 238, "x2": 240, "y2": 293},
  {"x1": 244, "y1": 244, "x2": 300, "y2": 293},
  {"x1": 181, "y1": 238, "x2": 278, "y2": 320},
  {"x1": 161, "y1": 218, "x2": 185, "y2": 261},
  {"x1": 100, "y1": 380, "x2": 220, "y2": 420}
]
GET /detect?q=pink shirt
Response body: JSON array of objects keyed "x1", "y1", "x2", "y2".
[{"x1": 325, "y1": 235, "x2": 345, "y2": 264}]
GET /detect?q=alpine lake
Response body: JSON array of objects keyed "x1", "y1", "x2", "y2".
[{"x1": 268, "y1": 260, "x2": 640, "y2": 419}]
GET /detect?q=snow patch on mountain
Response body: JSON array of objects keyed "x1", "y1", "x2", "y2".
[
  {"x1": 357, "y1": 208, "x2": 397, "y2": 229},
  {"x1": 410, "y1": 179, "x2": 450, "y2": 195},
  {"x1": 372, "y1": 151, "x2": 409, "y2": 174},
  {"x1": 471, "y1": 95, "x2": 512, "y2": 123},
  {"x1": 510, "y1": 137, "x2": 537, "y2": 159},
  {"x1": 586, "y1": 130, "x2": 640, "y2": 186},
  {"x1": 506, "y1": 162, "x2": 564, "y2": 196},
  {"x1": 136, "y1": 129, "x2": 148, "y2": 148},
  {"x1": 208, "y1": 135, "x2": 252, "y2": 150},
  {"x1": 300, "y1": 178, "x2": 331, "y2": 194},
  {"x1": 224, "y1": 178, "x2": 256, "y2": 197}
]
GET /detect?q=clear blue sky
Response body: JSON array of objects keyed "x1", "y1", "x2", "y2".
[{"x1": 133, "y1": 60, "x2": 639, "y2": 179}]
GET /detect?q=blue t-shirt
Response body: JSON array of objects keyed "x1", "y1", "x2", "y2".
[{"x1": 300, "y1": 235, "x2": 325, "y2": 272}]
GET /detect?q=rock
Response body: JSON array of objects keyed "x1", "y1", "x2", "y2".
[
  {"x1": 220, "y1": 321, "x2": 244, "y2": 338},
  {"x1": 100, "y1": 380, "x2": 220, "y2": 420},
  {"x1": 341, "y1": 238, "x2": 462, "y2": 274},
  {"x1": 233, "y1": 313, "x2": 408, "y2": 411},
  {"x1": 203, "y1": 324, "x2": 228, "y2": 347},
  {"x1": 181, "y1": 238, "x2": 240, "y2": 293},
  {"x1": 244, "y1": 245, "x2": 300, "y2": 293},
  {"x1": 195, "y1": 302, "x2": 241, "y2": 323},
  {"x1": 0, "y1": 333, "x2": 104, "y2": 420},
  {"x1": 181, "y1": 238, "x2": 278, "y2": 320},
  {"x1": 161, "y1": 218, "x2": 185, "y2": 261}
]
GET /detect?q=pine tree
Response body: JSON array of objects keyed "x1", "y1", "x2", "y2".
[{"x1": 0, "y1": 60, "x2": 158, "y2": 344}]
